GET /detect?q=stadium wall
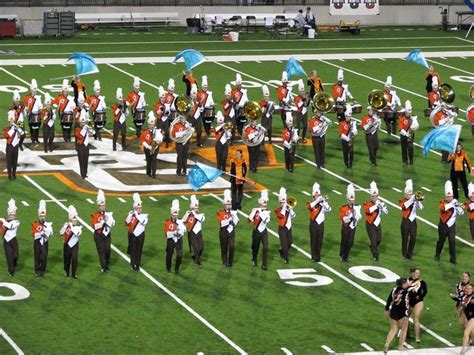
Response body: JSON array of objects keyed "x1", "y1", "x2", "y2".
[{"x1": 0, "y1": 5, "x2": 469, "y2": 27}]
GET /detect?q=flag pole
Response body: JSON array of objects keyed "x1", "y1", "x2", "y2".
[{"x1": 222, "y1": 171, "x2": 257, "y2": 186}]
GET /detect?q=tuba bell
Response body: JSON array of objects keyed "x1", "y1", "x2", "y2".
[
  {"x1": 312, "y1": 92, "x2": 335, "y2": 113},
  {"x1": 169, "y1": 116, "x2": 194, "y2": 144},
  {"x1": 175, "y1": 95, "x2": 193, "y2": 115},
  {"x1": 367, "y1": 89, "x2": 388, "y2": 110},
  {"x1": 440, "y1": 83, "x2": 455, "y2": 103},
  {"x1": 287, "y1": 196, "x2": 297, "y2": 208},
  {"x1": 243, "y1": 101, "x2": 263, "y2": 121}
]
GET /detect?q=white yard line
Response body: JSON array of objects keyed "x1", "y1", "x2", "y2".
[
  {"x1": 21, "y1": 201, "x2": 29, "y2": 207},
  {"x1": 118, "y1": 197, "x2": 126, "y2": 203},
  {"x1": 404, "y1": 342, "x2": 414, "y2": 349},
  {"x1": 360, "y1": 343, "x2": 374, "y2": 351},
  {"x1": 281, "y1": 347, "x2": 293, "y2": 355},
  {"x1": 331, "y1": 190, "x2": 342, "y2": 195},
  {"x1": 86, "y1": 198, "x2": 94, "y2": 204},
  {"x1": 427, "y1": 58, "x2": 474, "y2": 76},
  {"x1": 391, "y1": 187, "x2": 402, "y2": 193},
  {"x1": 23, "y1": 175, "x2": 247, "y2": 355},
  {"x1": 107, "y1": 63, "x2": 160, "y2": 90},
  {"x1": 209, "y1": 193, "x2": 455, "y2": 347},
  {"x1": 456, "y1": 37, "x2": 474, "y2": 44},
  {"x1": 149, "y1": 196, "x2": 158, "y2": 201},
  {"x1": 321, "y1": 345, "x2": 335, "y2": 353},
  {"x1": 421, "y1": 186, "x2": 432, "y2": 192},
  {"x1": 0, "y1": 329, "x2": 24, "y2": 355},
  {"x1": 0, "y1": 67, "x2": 46, "y2": 95}
]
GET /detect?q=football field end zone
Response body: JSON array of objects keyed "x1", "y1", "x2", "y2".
[
  {"x1": 1, "y1": 51, "x2": 474, "y2": 66},
  {"x1": 0, "y1": 328, "x2": 24, "y2": 355},
  {"x1": 208, "y1": 193, "x2": 455, "y2": 350},
  {"x1": 342, "y1": 346, "x2": 471, "y2": 354},
  {"x1": 22, "y1": 175, "x2": 248, "y2": 355}
]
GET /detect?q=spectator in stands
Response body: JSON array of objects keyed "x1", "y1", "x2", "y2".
[
  {"x1": 305, "y1": 7, "x2": 316, "y2": 30},
  {"x1": 295, "y1": 10, "x2": 306, "y2": 35}
]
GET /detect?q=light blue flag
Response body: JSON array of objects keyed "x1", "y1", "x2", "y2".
[
  {"x1": 188, "y1": 163, "x2": 224, "y2": 191},
  {"x1": 67, "y1": 52, "x2": 99, "y2": 76},
  {"x1": 421, "y1": 124, "x2": 462, "y2": 157},
  {"x1": 405, "y1": 49, "x2": 430, "y2": 70},
  {"x1": 173, "y1": 49, "x2": 206, "y2": 70},
  {"x1": 285, "y1": 57, "x2": 307, "y2": 79}
]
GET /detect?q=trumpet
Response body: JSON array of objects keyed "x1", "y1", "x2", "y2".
[
  {"x1": 453, "y1": 200, "x2": 465, "y2": 210},
  {"x1": 287, "y1": 196, "x2": 297, "y2": 209},
  {"x1": 440, "y1": 83, "x2": 456, "y2": 104},
  {"x1": 415, "y1": 191, "x2": 424, "y2": 202}
]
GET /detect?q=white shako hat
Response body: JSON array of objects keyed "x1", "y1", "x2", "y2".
[
  {"x1": 44, "y1": 92, "x2": 52, "y2": 105},
  {"x1": 404, "y1": 179, "x2": 413, "y2": 195},
  {"x1": 171, "y1": 199, "x2": 180, "y2": 215},
  {"x1": 133, "y1": 193, "x2": 142, "y2": 208},
  {"x1": 281, "y1": 71, "x2": 288, "y2": 83},
  {"x1": 337, "y1": 69, "x2": 344, "y2": 81},
  {"x1": 225, "y1": 84, "x2": 232, "y2": 96},
  {"x1": 405, "y1": 100, "x2": 412, "y2": 113},
  {"x1": 94, "y1": 80, "x2": 101, "y2": 92},
  {"x1": 68, "y1": 205, "x2": 78, "y2": 220},
  {"x1": 190, "y1": 194, "x2": 199, "y2": 209},
  {"x1": 202, "y1": 75, "x2": 208, "y2": 88},
  {"x1": 444, "y1": 180, "x2": 453, "y2": 196},
  {"x1": 278, "y1": 187, "x2": 287, "y2": 202},
  {"x1": 148, "y1": 111, "x2": 156, "y2": 125},
  {"x1": 262, "y1": 85, "x2": 270, "y2": 97},
  {"x1": 38, "y1": 200, "x2": 47, "y2": 217},
  {"x1": 7, "y1": 199, "x2": 17, "y2": 215},
  {"x1": 30, "y1": 79, "x2": 38, "y2": 91},
  {"x1": 216, "y1": 111, "x2": 224, "y2": 124},
  {"x1": 223, "y1": 189, "x2": 232, "y2": 204},
  {"x1": 346, "y1": 183, "x2": 355, "y2": 199},
  {"x1": 96, "y1": 189, "x2": 106, "y2": 205},
  {"x1": 258, "y1": 190, "x2": 269, "y2": 205},
  {"x1": 133, "y1": 76, "x2": 140, "y2": 89},
  {"x1": 370, "y1": 181, "x2": 379, "y2": 195},
  {"x1": 312, "y1": 182, "x2": 321, "y2": 196},
  {"x1": 168, "y1": 78, "x2": 175, "y2": 91},
  {"x1": 62, "y1": 79, "x2": 69, "y2": 91},
  {"x1": 235, "y1": 73, "x2": 242, "y2": 85}
]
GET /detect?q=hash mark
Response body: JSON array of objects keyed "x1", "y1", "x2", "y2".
[
  {"x1": 392, "y1": 187, "x2": 402, "y2": 193},
  {"x1": 421, "y1": 186, "x2": 432, "y2": 192},
  {"x1": 149, "y1": 196, "x2": 157, "y2": 201},
  {"x1": 118, "y1": 197, "x2": 126, "y2": 203},
  {"x1": 86, "y1": 198, "x2": 94, "y2": 204},
  {"x1": 331, "y1": 190, "x2": 342, "y2": 195},
  {"x1": 21, "y1": 201, "x2": 29, "y2": 207}
]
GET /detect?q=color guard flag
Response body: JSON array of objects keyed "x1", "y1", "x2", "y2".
[
  {"x1": 188, "y1": 164, "x2": 224, "y2": 191},
  {"x1": 173, "y1": 49, "x2": 206, "y2": 70},
  {"x1": 420, "y1": 124, "x2": 462, "y2": 157},
  {"x1": 67, "y1": 52, "x2": 99, "y2": 76},
  {"x1": 285, "y1": 57, "x2": 307, "y2": 79},
  {"x1": 405, "y1": 49, "x2": 430, "y2": 70}
]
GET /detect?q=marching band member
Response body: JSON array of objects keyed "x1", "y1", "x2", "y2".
[
  {"x1": 32, "y1": 200, "x2": 53, "y2": 277},
  {"x1": 111, "y1": 88, "x2": 128, "y2": 151},
  {"x1": 244, "y1": 119, "x2": 264, "y2": 173},
  {"x1": 248, "y1": 190, "x2": 270, "y2": 270},
  {"x1": 399, "y1": 179, "x2": 423, "y2": 260},
  {"x1": 214, "y1": 111, "x2": 231, "y2": 171},
  {"x1": 339, "y1": 184, "x2": 362, "y2": 262},
  {"x1": 361, "y1": 105, "x2": 381, "y2": 166},
  {"x1": 182, "y1": 69, "x2": 198, "y2": 97},
  {"x1": 435, "y1": 180, "x2": 464, "y2": 264},
  {"x1": 275, "y1": 187, "x2": 296, "y2": 264},
  {"x1": 125, "y1": 193, "x2": 148, "y2": 271},
  {"x1": 41, "y1": 93, "x2": 55, "y2": 153},
  {"x1": 307, "y1": 69, "x2": 324, "y2": 99},
  {"x1": 71, "y1": 75, "x2": 86, "y2": 105},
  {"x1": 383, "y1": 278, "x2": 410, "y2": 353},
  {"x1": 74, "y1": 91, "x2": 89, "y2": 126},
  {"x1": 450, "y1": 272, "x2": 471, "y2": 326},
  {"x1": 53, "y1": 79, "x2": 76, "y2": 142},
  {"x1": 172, "y1": 114, "x2": 191, "y2": 176},
  {"x1": 466, "y1": 183, "x2": 474, "y2": 240},
  {"x1": 259, "y1": 85, "x2": 274, "y2": 144},
  {"x1": 1, "y1": 199, "x2": 20, "y2": 276},
  {"x1": 276, "y1": 71, "x2": 292, "y2": 125},
  {"x1": 199, "y1": 75, "x2": 215, "y2": 138},
  {"x1": 221, "y1": 84, "x2": 236, "y2": 143},
  {"x1": 3, "y1": 111, "x2": 23, "y2": 180},
  {"x1": 308, "y1": 109, "x2": 332, "y2": 169},
  {"x1": 332, "y1": 69, "x2": 353, "y2": 122},
  {"x1": 60, "y1": 205, "x2": 82, "y2": 278},
  {"x1": 86, "y1": 80, "x2": 107, "y2": 141},
  {"x1": 232, "y1": 74, "x2": 249, "y2": 138},
  {"x1": 75, "y1": 112, "x2": 94, "y2": 179},
  {"x1": 164, "y1": 199, "x2": 186, "y2": 274},
  {"x1": 399, "y1": 100, "x2": 419, "y2": 165},
  {"x1": 282, "y1": 113, "x2": 298, "y2": 173},
  {"x1": 91, "y1": 190, "x2": 115, "y2": 273},
  {"x1": 230, "y1": 149, "x2": 247, "y2": 211},
  {"x1": 425, "y1": 65, "x2": 441, "y2": 102},
  {"x1": 363, "y1": 181, "x2": 388, "y2": 261},
  {"x1": 125, "y1": 76, "x2": 146, "y2": 136},
  {"x1": 9, "y1": 90, "x2": 26, "y2": 150},
  {"x1": 428, "y1": 76, "x2": 441, "y2": 108},
  {"x1": 381, "y1": 75, "x2": 401, "y2": 135},
  {"x1": 448, "y1": 143, "x2": 473, "y2": 199},
  {"x1": 294, "y1": 79, "x2": 309, "y2": 143},
  {"x1": 217, "y1": 189, "x2": 239, "y2": 267},
  {"x1": 164, "y1": 79, "x2": 178, "y2": 147},
  {"x1": 338, "y1": 105, "x2": 357, "y2": 168},
  {"x1": 307, "y1": 182, "x2": 331, "y2": 262},
  {"x1": 140, "y1": 112, "x2": 163, "y2": 179},
  {"x1": 460, "y1": 283, "x2": 474, "y2": 355},
  {"x1": 183, "y1": 195, "x2": 205, "y2": 268},
  {"x1": 433, "y1": 102, "x2": 457, "y2": 163},
  {"x1": 189, "y1": 83, "x2": 204, "y2": 147},
  {"x1": 407, "y1": 267, "x2": 428, "y2": 343},
  {"x1": 22, "y1": 79, "x2": 43, "y2": 144},
  {"x1": 154, "y1": 86, "x2": 168, "y2": 137}
]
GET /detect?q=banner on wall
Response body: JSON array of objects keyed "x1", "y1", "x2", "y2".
[{"x1": 329, "y1": 0, "x2": 380, "y2": 16}]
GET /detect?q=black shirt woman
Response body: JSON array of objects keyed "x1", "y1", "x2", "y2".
[
  {"x1": 451, "y1": 272, "x2": 471, "y2": 327},
  {"x1": 460, "y1": 283, "x2": 473, "y2": 355},
  {"x1": 407, "y1": 267, "x2": 428, "y2": 343},
  {"x1": 383, "y1": 278, "x2": 410, "y2": 353}
]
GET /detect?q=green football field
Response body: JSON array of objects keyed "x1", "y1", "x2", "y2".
[{"x1": 0, "y1": 27, "x2": 473, "y2": 354}]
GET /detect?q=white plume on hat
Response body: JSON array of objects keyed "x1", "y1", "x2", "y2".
[
  {"x1": 190, "y1": 195, "x2": 199, "y2": 209},
  {"x1": 168, "y1": 78, "x2": 175, "y2": 91},
  {"x1": 190, "y1": 83, "x2": 198, "y2": 95},
  {"x1": 405, "y1": 100, "x2": 412, "y2": 113},
  {"x1": 432, "y1": 76, "x2": 439, "y2": 88},
  {"x1": 225, "y1": 84, "x2": 232, "y2": 96},
  {"x1": 13, "y1": 90, "x2": 20, "y2": 101},
  {"x1": 298, "y1": 79, "x2": 305, "y2": 92},
  {"x1": 346, "y1": 183, "x2": 355, "y2": 199},
  {"x1": 312, "y1": 182, "x2": 321, "y2": 196},
  {"x1": 62, "y1": 79, "x2": 69, "y2": 91},
  {"x1": 96, "y1": 189, "x2": 106, "y2": 205},
  {"x1": 370, "y1": 181, "x2": 379, "y2": 195},
  {"x1": 404, "y1": 179, "x2": 414, "y2": 194},
  {"x1": 278, "y1": 187, "x2": 287, "y2": 202},
  {"x1": 258, "y1": 190, "x2": 269, "y2": 205},
  {"x1": 262, "y1": 85, "x2": 270, "y2": 97},
  {"x1": 367, "y1": 105, "x2": 373, "y2": 111},
  {"x1": 68, "y1": 205, "x2": 78, "y2": 220},
  {"x1": 44, "y1": 92, "x2": 52, "y2": 105},
  {"x1": 93, "y1": 80, "x2": 101, "y2": 92},
  {"x1": 8, "y1": 110, "x2": 15, "y2": 122},
  {"x1": 444, "y1": 180, "x2": 453, "y2": 196},
  {"x1": 38, "y1": 200, "x2": 47, "y2": 216},
  {"x1": 171, "y1": 199, "x2": 180, "y2": 214},
  {"x1": 158, "y1": 86, "x2": 166, "y2": 98},
  {"x1": 30, "y1": 79, "x2": 38, "y2": 91},
  {"x1": 216, "y1": 111, "x2": 224, "y2": 124},
  {"x1": 281, "y1": 71, "x2": 288, "y2": 83},
  {"x1": 78, "y1": 91, "x2": 85, "y2": 104},
  {"x1": 385, "y1": 75, "x2": 392, "y2": 87},
  {"x1": 7, "y1": 199, "x2": 17, "y2": 215},
  {"x1": 148, "y1": 111, "x2": 156, "y2": 125},
  {"x1": 133, "y1": 76, "x2": 140, "y2": 89},
  {"x1": 285, "y1": 112, "x2": 293, "y2": 126},
  {"x1": 133, "y1": 193, "x2": 142, "y2": 208},
  {"x1": 337, "y1": 69, "x2": 344, "y2": 81},
  {"x1": 202, "y1": 75, "x2": 208, "y2": 87},
  {"x1": 235, "y1": 73, "x2": 242, "y2": 85},
  {"x1": 223, "y1": 189, "x2": 232, "y2": 204},
  {"x1": 468, "y1": 182, "x2": 474, "y2": 198},
  {"x1": 79, "y1": 111, "x2": 88, "y2": 123},
  {"x1": 116, "y1": 88, "x2": 123, "y2": 100},
  {"x1": 345, "y1": 104, "x2": 352, "y2": 116}
]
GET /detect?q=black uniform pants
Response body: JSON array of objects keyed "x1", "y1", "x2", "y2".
[
  {"x1": 340, "y1": 226, "x2": 355, "y2": 261},
  {"x1": 77, "y1": 144, "x2": 89, "y2": 179},
  {"x1": 470, "y1": 219, "x2": 474, "y2": 241},
  {"x1": 157, "y1": 119, "x2": 170, "y2": 146},
  {"x1": 231, "y1": 183, "x2": 244, "y2": 210},
  {"x1": 450, "y1": 170, "x2": 469, "y2": 199},
  {"x1": 436, "y1": 222, "x2": 456, "y2": 262},
  {"x1": 176, "y1": 142, "x2": 189, "y2": 175},
  {"x1": 296, "y1": 112, "x2": 307, "y2": 140},
  {"x1": 33, "y1": 239, "x2": 48, "y2": 275},
  {"x1": 144, "y1": 148, "x2": 158, "y2": 177},
  {"x1": 401, "y1": 219, "x2": 417, "y2": 259},
  {"x1": 6, "y1": 144, "x2": 19, "y2": 180},
  {"x1": 262, "y1": 114, "x2": 273, "y2": 143},
  {"x1": 113, "y1": 120, "x2": 127, "y2": 150},
  {"x1": 215, "y1": 141, "x2": 229, "y2": 172},
  {"x1": 3, "y1": 238, "x2": 19, "y2": 275},
  {"x1": 94, "y1": 232, "x2": 111, "y2": 270},
  {"x1": 219, "y1": 228, "x2": 235, "y2": 266},
  {"x1": 341, "y1": 140, "x2": 354, "y2": 168},
  {"x1": 309, "y1": 220, "x2": 324, "y2": 261},
  {"x1": 365, "y1": 132, "x2": 378, "y2": 164},
  {"x1": 29, "y1": 121, "x2": 41, "y2": 143},
  {"x1": 251, "y1": 229, "x2": 268, "y2": 267},
  {"x1": 63, "y1": 243, "x2": 79, "y2": 276},
  {"x1": 284, "y1": 146, "x2": 295, "y2": 171},
  {"x1": 189, "y1": 231, "x2": 204, "y2": 264},
  {"x1": 166, "y1": 238, "x2": 183, "y2": 271},
  {"x1": 43, "y1": 123, "x2": 55, "y2": 152},
  {"x1": 130, "y1": 232, "x2": 145, "y2": 269},
  {"x1": 278, "y1": 226, "x2": 293, "y2": 262},
  {"x1": 366, "y1": 222, "x2": 382, "y2": 258},
  {"x1": 312, "y1": 135, "x2": 326, "y2": 168},
  {"x1": 62, "y1": 125, "x2": 72, "y2": 142},
  {"x1": 400, "y1": 135, "x2": 414, "y2": 164},
  {"x1": 247, "y1": 144, "x2": 260, "y2": 172}
]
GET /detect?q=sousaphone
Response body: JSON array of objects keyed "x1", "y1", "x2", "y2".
[{"x1": 312, "y1": 92, "x2": 335, "y2": 113}]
